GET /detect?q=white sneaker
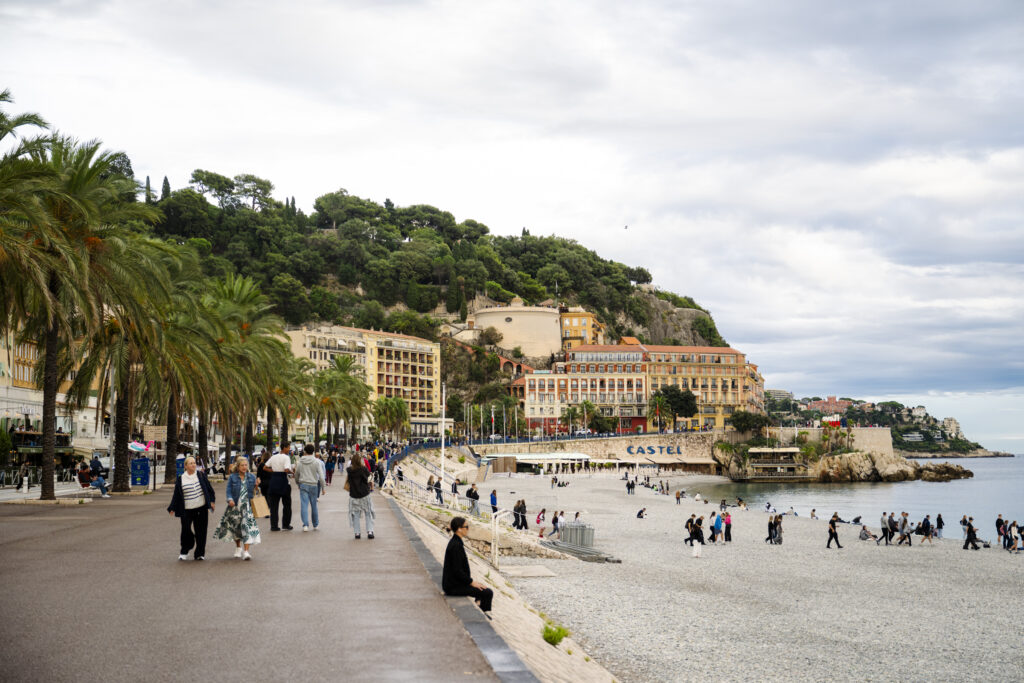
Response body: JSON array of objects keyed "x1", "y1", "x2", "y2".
[
  {"x1": 233, "y1": 547, "x2": 243, "y2": 558},
  {"x1": 243, "y1": 551, "x2": 252, "y2": 560},
  {"x1": 178, "y1": 554, "x2": 188, "y2": 561},
  {"x1": 302, "y1": 525, "x2": 309, "y2": 532}
]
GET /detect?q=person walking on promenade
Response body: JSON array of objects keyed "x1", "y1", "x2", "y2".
[
  {"x1": 256, "y1": 450, "x2": 273, "y2": 500},
  {"x1": 879, "y1": 511, "x2": 890, "y2": 545},
  {"x1": 466, "y1": 484, "x2": 480, "y2": 515},
  {"x1": 963, "y1": 517, "x2": 980, "y2": 550},
  {"x1": 346, "y1": 454, "x2": 374, "y2": 539},
  {"x1": 325, "y1": 452, "x2": 336, "y2": 485},
  {"x1": 295, "y1": 443, "x2": 326, "y2": 532},
  {"x1": 167, "y1": 456, "x2": 216, "y2": 561},
  {"x1": 724, "y1": 511, "x2": 733, "y2": 542},
  {"x1": 827, "y1": 513, "x2": 843, "y2": 549},
  {"x1": 919, "y1": 515, "x2": 934, "y2": 544},
  {"x1": 936, "y1": 514, "x2": 944, "y2": 539},
  {"x1": 773, "y1": 515, "x2": 783, "y2": 545},
  {"x1": 263, "y1": 444, "x2": 294, "y2": 532},
  {"x1": 214, "y1": 456, "x2": 261, "y2": 560},
  {"x1": 490, "y1": 489, "x2": 498, "y2": 514},
  {"x1": 960, "y1": 515, "x2": 969, "y2": 540},
  {"x1": 897, "y1": 512, "x2": 912, "y2": 546},
  {"x1": 443, "y1": 517, "x2": 493, "y2": 613}
]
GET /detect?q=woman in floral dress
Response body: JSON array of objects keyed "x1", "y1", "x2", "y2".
[{"x1": 214, "y1": 456, "x2": 262, "y2": 559}]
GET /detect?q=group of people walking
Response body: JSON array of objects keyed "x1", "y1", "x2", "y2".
[{"x1": 168, "y1": 442, "x2": 381, "y2": 560}]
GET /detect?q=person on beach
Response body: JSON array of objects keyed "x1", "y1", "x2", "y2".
[
  {"x1": 167, "y1": 456, "x2": 216, "y2": 561},
  {"x1": 346, "y1": 455, "x2": 374, "y2": 539},
  {"x1": 773, "y1": 515, "x2": 783, "y2": 545},
  {"x1": 1005, "y1": 521, "x2": 1019, "y2": 553},
  {"x1": 936, "y1": 514, "x2": 944, "y2": 539},
  {"x1": 708, "y1": 512, "x2": 718, "y2": 543},
  {"x1": 859, "y1": 525, "x2": 878, "y2": 542},
  {"x1": 897, "y1": 512, "x2": 912, "y2": 547},
  {"x1": 810, "y1": 509, "x2": 818, "y2": 520},
  {"x1": 536, "y1": 508, "x2": 546, "y2": 527},
  {"x1": 557, "y1": 511, "x2": 566, "y2": 536},
  {"x1": 551, "y1": 510, "x2": 561, "y2": 538},
  {"x1": 213, "y1": 456, "x2": 261, "y2": 559},
  {"x1": 263, "y1": 444, "x2": 294, "y2": 532},
  {"x1": 713, "y1": 512, "x2": 724, "y2": 543},
  {"x1": 827, "y1": 513, "x2": 843, "y2": 549},
  {"x1": 879, "y1": 512, "x2": 891, "y2": 545},
  {"x1": 996, "y1": 515, "x2": 1005, "y2": 548},
  {"x1": 676, "y1": 490, "x2": 681, "y2": 505},
  {"x1": 637, "y1": 508, "x2": 647, "y2": 519},
  {"x1": 466, "y1": 484, "x2": 480, "y2": 515},
  {"x1": 720, "y1": 499, "x2": 727, "y2": 512},
  {"x1": 963, "y1": 517, "x2": 980, "y2": 550},
  {"x1": 960, "y1": 515, "x2": 969, "y2": 540},
  {"x1": 685, "y1": 515, "x2": 695, "y2": 545},
  {"x1": 691, "y1": 516, "x2": 705, "y2": 557},
  {"x1": 490, "y1": 490, "x2": 498, "y2": 514},
  {"x1": 919, "y1": 515, "x2": 934, "y2": 544},
  {"x1": 888, "y1": 513, "x2": 899, "y2": 542},
  {"x1": 765, "y1": 515, "x2": 776, "y2": 544},
  {"x1": 295, "y1": 443, "x2": 326, "y2": 532},
  {"x1": 724, "y1": 511, "x2": 732, "y2": 542},
  {"x1": 443, "y1": 517, "x2": 493, "y2": 613}
]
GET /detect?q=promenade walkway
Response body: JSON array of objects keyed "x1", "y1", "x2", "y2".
[{"x1": 0, "y1": 482, "x2": 498, "y2": 682}]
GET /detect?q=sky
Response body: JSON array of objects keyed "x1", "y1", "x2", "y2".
[{"x1": 2, "y1": 0, "x2": 1023, "y2": 452}]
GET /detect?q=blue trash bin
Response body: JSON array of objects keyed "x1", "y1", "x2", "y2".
[
  {"x1": 176, "y1": 455, "x2": 186, "y2": 477},
  {"x1": 130, "y1": 457, "x2": 150, "y2": 487}
]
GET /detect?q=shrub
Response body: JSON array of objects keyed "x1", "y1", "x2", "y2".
[
  {"x1": 458, "y1": 455, "x2": 466, "y2": 464},
  {"x1": 542, "y1": 623, "x2": 570, "y2": 646}
]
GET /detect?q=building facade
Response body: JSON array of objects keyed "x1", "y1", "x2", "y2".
[
  {"x1": 470, "y1": 300, "x2": 562, "y2": 357},
  {"x1": 287, "y1": 325, "x2": 442, "y2": 438},
  {"x1": 559, "y1": 306, "x2": 606, "y2": 350},
  {"x1": 806, "y1": 396, "x2": 853, "y2": 414}
]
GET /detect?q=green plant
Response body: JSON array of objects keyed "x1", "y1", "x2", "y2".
[
  {"x1": 567, "y1": 649, "x2": 573, "y2": 655},
  {"x1": 542, "y1": 623, "x2": 570, "y2": 647},
  {"x1": 458, "y1": 455, "x2": 466, "y2": 464}
]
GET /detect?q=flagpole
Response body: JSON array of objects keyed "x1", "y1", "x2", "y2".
[{"x1": 440, "y1": 383, "x2": 446, "y2": 493}]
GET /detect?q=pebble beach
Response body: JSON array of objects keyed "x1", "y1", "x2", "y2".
[{"x1": 493, "y1": 472, "x2": 1022, "y2": 683}]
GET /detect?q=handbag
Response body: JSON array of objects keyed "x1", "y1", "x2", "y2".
[
  {"x1": 251, "y1": 492, "x2": 270, "y2": 518},
  {"x1": 343, "y1": 478, "x2": 350, "y2": 492}
]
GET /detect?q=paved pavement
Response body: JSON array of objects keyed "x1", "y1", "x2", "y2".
[{"x1": 0, "y1": 481, "x2": 498, "y2": 682}]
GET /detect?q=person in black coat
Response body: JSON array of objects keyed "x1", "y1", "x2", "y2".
[
  {"x1": 442, "y1": 517, "x2": 492, "y2": 613},
  {"x1": 167, "y1": 456, "x2": 216, "y2": 560}
]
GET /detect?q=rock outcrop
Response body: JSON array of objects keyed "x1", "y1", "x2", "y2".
[{"x1": 814, "y1": 452, "x2": 972, "y2": 483}]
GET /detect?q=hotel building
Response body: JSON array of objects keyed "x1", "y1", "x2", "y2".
[{"x1": 286, "y1": 325, "x2": 442, "y2": 438}]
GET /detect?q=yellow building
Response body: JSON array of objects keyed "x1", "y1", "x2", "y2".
[
  {"x1": 612, "y1": 339, "x2": 765, "y2": 431},
  {"x1": 286, "y1": 325, "x2": 442, "y2": 438},
  {"x1": 559, "y1": 307, "x2": 606, "y2": 350}
]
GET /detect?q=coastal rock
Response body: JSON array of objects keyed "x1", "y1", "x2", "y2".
[{"x1": 919, "y1": 462, "x2": 974, "y2": 482}]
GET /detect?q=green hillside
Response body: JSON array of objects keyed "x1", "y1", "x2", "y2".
[{"x1": 151, "y1": 172, "x2": 727, "y2": 345}]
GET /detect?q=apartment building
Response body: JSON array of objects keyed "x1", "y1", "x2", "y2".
[
  {"x1": 287, "y1": 325, "x2": 441, "y2": 438},
  {"x1": 559, "y1": 306, "x2": 606, "y2": 350}
]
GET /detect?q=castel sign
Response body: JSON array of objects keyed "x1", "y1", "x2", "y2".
[{"x1": 626, "y1": 445, "x2": 688, "y2": 456}]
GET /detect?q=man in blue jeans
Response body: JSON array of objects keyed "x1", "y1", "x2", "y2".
[
  {"x1": 294, "y1": 443, "x2": 326, "y2": 531},
  {"x1": 78, "y1": 463, "x2": 111, "y2": 498}
]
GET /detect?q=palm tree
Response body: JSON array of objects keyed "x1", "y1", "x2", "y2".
[
  {"x1": 24, "y1": 135, "x2": 160, "y2": 498},
  {"x1": 578, "y1": 399, "x2": 597, "y2": 433},
  {"x1": 372, "y1": 396, "x2": 410, "y2": 442},
  {"x1": 560, "y1": 405, "x2": 579, "y2": 435},
  {"x1": 648, "y1": 393, "x2": 671, "y2": 433}
]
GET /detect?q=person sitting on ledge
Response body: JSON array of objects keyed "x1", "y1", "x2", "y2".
[{"x1": 443, "y1": 517, "x2": 493, "y2": 613}]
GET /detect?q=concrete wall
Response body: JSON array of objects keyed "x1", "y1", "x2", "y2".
[
  {"x1": 473, "y1": 432, "x2": 719, "y2": 464},
  {"x1": 765, "y1": 427, "x2": 894, "y2": 457}
]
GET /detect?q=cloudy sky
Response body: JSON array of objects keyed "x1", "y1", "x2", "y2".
[{"x1": 3, "y1": 1, "x2": 1023, "y2": 451}]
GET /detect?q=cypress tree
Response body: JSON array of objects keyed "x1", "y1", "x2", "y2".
[
  {"x1": 144, "y1": 176, "x2": 153, "y2": 204},
  {"x1": 161, "y1": 176, "x2": 171, "y2": 200},
  {"x1": 445, "y1": 282, "x2": 460, "y2": 313}
]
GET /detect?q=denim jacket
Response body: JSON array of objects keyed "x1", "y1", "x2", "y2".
[{"x1": 226, "y1": 472, "x2": 257, "y2": 504}]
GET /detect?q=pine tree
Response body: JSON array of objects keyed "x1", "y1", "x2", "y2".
[
  {"x1": 445, "y1": 282, "x2": 460, "y2": 313},
  {"x1": 161, "y1": 176, "x2": 171, "y2": 200}
]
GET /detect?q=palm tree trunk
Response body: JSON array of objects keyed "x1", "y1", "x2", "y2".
[
  {"x1": 281, "y1": 412, "x2": 289, "y2": 446},
  {"x1": 112, "y1": 384, "x2": 132, "y2": 492},
  {"x1": 314, "y1": 414, "x2": 321, "y2": 450},
  {"x1": 198, "y1": 412, "x2": 208, "y2": 469},
  {"x1": 164, "y1": 389, "x2": 178, "y2": 484},
  {"x1": 265, "y1": 404, "x2": 275, "y2": 456},
  {"x1": 39, "y1": 314, "x2": 60, "y2": 500},
  {"x1": 243, "y1": 419, "x2": 254, "y2": 456},
  {"x1": 326, "y1": 419, "x2": 333, "y2": 451}
]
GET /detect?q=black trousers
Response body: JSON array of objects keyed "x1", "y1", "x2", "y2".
[
  {"x1": 268, "y1": 488, "x2": 292, "y2": 530},
  {"x1": 880, "y1": 528, "x2": 890, "y2": 544},
  {"x1": 898, "y1": 532, "x2": 911, "y2": 546},
  {"x1": 447, "y1": 585, "x2": 494, "y2": 612},
  {"x1": 827, "y1": 530, "x2": 842, "y2": 547},
  {"x1": 180, "y1": 507, "x2": 209, "y2": 557},
  {"x1": 963, "y1": 536, "x2": 979, "y2": 550},
  {"x1": 725, "y1": 525, "x2": 732, "y2": 542}
]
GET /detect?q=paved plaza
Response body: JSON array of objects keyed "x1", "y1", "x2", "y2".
[{"x1": 0, "y1": 483, "x2": 498, "y2": 682}]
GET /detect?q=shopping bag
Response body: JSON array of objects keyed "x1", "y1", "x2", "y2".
[{"x1": 251, "y1": 493, "x2": 270, "y2": 518}]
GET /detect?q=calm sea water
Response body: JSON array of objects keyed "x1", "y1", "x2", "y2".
[{"x1": 685, "y1": 456, "x2": 1024, "y2": 530}]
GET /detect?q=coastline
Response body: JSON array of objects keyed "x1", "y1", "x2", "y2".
[
  {"x1": 899, "y1": 449, "x2": 1015, "y2": 459},
  {"x1": 493, "y1": 471, "x2": 1021, "y2": 682}
]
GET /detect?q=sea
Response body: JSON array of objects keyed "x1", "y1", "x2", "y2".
[{"x1": 684, "y1": 456, "x2": 1024, "y2": 529}]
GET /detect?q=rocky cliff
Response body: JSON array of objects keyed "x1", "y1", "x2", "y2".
[
  {"x1": 621, "y1": 291, "x2": 717, "y2": 346},
  {"x1": 814, "y1": 452, "x2": 972, "y2": 483}
]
